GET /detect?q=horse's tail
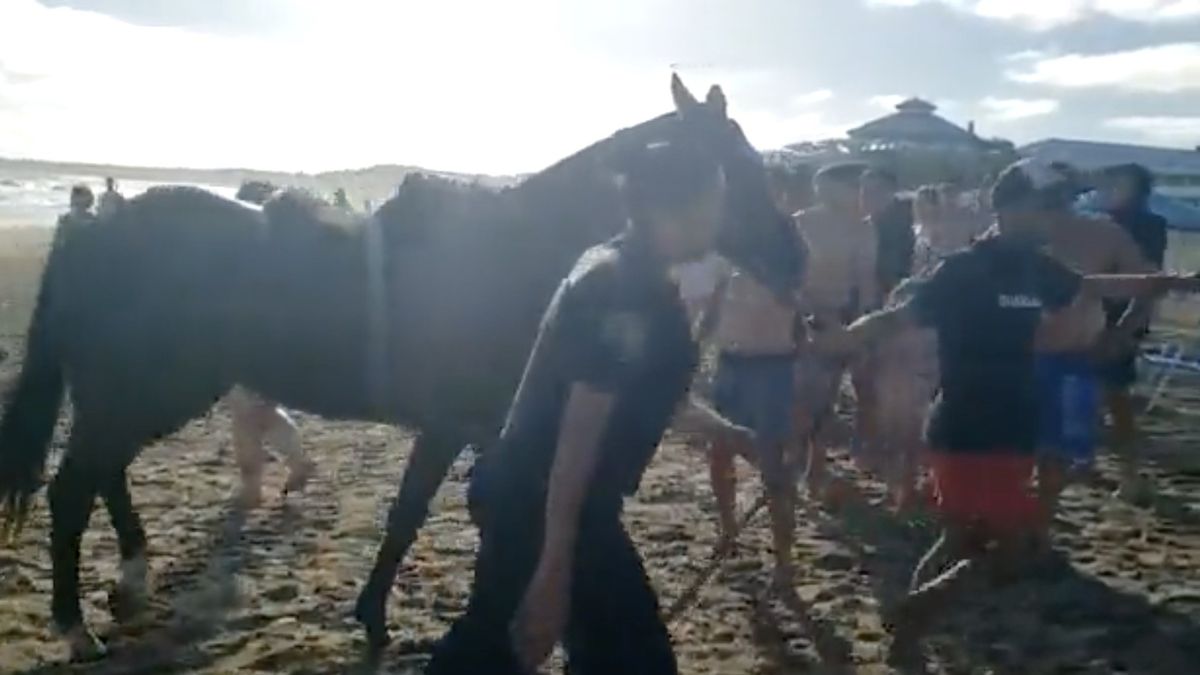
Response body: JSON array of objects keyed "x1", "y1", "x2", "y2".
[{"x1": 0, "y1": 229, "x2": 70, "y2": 538}]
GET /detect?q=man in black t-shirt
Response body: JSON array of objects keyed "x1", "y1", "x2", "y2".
[
  {"x1": 427, "y1": 140, "x2": 755, "y2": 675},
  {"x1": 817, "y1": 158, "x2": 1198, "y2": 664}
]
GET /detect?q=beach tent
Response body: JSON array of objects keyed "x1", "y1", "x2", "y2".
[{"x1": 1075, "y1": 191, "x2": 1200, "y2": 232}]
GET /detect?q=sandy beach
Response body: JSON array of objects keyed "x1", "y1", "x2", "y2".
[{"x1": 0, "y1": 226, "x2": 1198, "y2": 674}]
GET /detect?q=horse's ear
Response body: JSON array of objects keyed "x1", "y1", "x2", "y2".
[
  {"x1": 671, "y1": 73, "x2": 699, "y2": 113},
  {"x1": 705, "y1": 85, "x2": 727, "y2": 118}
]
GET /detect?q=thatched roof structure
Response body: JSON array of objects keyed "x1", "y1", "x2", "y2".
[{"x1": 847, "y1": 98, "x2": 984, "y2": 149}]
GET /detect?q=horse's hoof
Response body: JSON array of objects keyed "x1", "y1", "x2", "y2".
[
  {"x1": 59, "y1": 623, "x2": 107, "y2": 662},
  {"x1": 236, "y1": 487, "x2": 264, "y2": 510},
  {"x1": 353, "y1": 591, "x2": 391, "y2": 652},
  {"x1": 108, "y1": 583, "x2": 148, "y2": 623},
  {"x1": 283, "y1": 460, "x2": 317, "y2": 496}
]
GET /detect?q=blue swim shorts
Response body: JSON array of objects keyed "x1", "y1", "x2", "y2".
[
  {"x1": 713, "y1": 353, "x2": 795, "y2": 445},
  {"x1": 1035, "y1": 353, "x2": 1100, "y2": 466}
]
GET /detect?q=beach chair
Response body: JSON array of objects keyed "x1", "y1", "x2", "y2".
[
  {"x1": 1139, "y1": 294, "x2": 1200, "y2": 412},
  {"x1": 1140, "y1": 343, "x2": 1200, "y2": 412}
]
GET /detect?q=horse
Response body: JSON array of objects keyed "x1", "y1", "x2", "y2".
[{"x1": 0, "y1": 74, "x2": 802, "y2": 660}]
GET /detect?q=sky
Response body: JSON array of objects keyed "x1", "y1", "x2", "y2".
[{"x1": 1, "y1": 0, "x2": 1198, "y2": 174}]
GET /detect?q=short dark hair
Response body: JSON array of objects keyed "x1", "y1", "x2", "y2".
[
  {"x1": 1101, "y1": 163, "x2": 1154, "y2": 196},
  {"x1": 861, "y1": 167, "x2": 898, "y2": 188},
  {"x1": 991, "y1": 162, "x2": 1072, "y2": 212},
  {"x1": 620, "y1": 139, "x2": 722, "y2": 225},
  {"x1": 70, "y1": 184, "x2": 94, "y2": 206},
  {"x1": 814, "y1": 162, "x2": 868, "y2": 188}
]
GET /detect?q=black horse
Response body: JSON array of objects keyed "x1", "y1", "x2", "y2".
[{"x1": 0, "y1": 75, "x2": 802, "y2": 659}]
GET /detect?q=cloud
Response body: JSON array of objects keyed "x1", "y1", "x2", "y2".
[
  {"x1": 0, "y1": 0, "x2": 771, "y2": 174},
  {"x1": 869, "y1": 94, "x2": 908, "y2": 111},
  {"x1": 789, "y1": 89, "x2": 835, "y2": 107},
  {"x1": 866, "y1": 0, "x2": 1200, "y2": 29},
  {"x1": 979, "y1": 96, "x2": 1060, "y2": 120},
  {"x1": 738, "y1": 109, "x2": 850, "y2": 148},
  {"x1": 1105, "y1": 116, "x2": 1200, "y2": 144},
  {"x1": 1007, "y1": 43, "x2": 1200, "y2": 92}
]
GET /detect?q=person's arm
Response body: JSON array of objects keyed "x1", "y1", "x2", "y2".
[
  {"x1": 511, "y1": 381, "x2": 613, "y2": 670},
  {"x1": 1079, "y1": 273, "x2": 1200, "y2": 300},
  {"x1": 538, "y1": 382, "x2": 613, "y2": 571},
  {"x1": 812, "y1": 301, "x2": 917, "y2": 357},
  {"x1": 815, "y1": 256, "x2": 953, "y2": 357},
  {"x1": 674, "y1": 394, "x2": 737, "y2": 435}
]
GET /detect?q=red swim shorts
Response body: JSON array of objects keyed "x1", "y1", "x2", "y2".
[{"x1": 928, "y1": 452, "x2": 1038, "y2": 536}]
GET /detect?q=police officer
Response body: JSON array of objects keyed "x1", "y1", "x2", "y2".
[{"x1": 426, "y1": 138, "x2": 753, "y2": 674}]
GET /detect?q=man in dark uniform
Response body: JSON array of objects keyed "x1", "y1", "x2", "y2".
[
  {"x1": 1096, "y1": 163, "x2": 1168, "y2": 502},
  {"x1": 426, "y1": 138, "x2": 757, "y2": 674}
]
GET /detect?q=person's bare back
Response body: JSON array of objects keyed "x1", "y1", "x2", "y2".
[
  {"x1": 794, "y1": 204, "x2": 878, "y2": 326},
  {"x1": 1036, "y1": 213, "x2": 1154, "y2": 354}
]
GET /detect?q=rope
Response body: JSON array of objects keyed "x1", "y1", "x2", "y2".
[{"x1": 665, "y1": 491, "x2": 768, "y2": 625}]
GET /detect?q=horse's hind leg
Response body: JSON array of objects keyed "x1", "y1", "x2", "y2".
[
  {"x1": 355, "y1": 431, "x2": 462, "y2": 650},
  {"x1": 48, "y1": 439, "x2": 106, "y2": 661},
  {"x1": 102, "y1": 465, "x2": 149, "y2": 622}
]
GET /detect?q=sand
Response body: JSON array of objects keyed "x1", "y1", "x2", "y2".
[{"x1": 1, "y1": 228, "x2": 1199, "y2": 674}]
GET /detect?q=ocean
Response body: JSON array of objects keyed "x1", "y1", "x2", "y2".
[{"x1": 0, "y1": 168, "x2": 239, "y2": 227}]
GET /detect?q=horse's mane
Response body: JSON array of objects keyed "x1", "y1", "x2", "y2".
[
  {"x1": 376, "y1": 172, "x2": 511, "y2": 247},
  {"x1": 262, "y1": 188, "x2": 362, "y2": 239}
]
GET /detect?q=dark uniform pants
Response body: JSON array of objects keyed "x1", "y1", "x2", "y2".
[{"x1": 426, "y1": 502, "x2": 677, "y2": 675}]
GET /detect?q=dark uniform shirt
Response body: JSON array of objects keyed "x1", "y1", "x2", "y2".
[
  {"x1": 910, "y1": 235, "x2": 1082, "y2": 453},
  {"x1": 872, "y1": 197, "x2": 916, "y2": 297},
  {"x1": 479, "y1": 235, "x2": 698, "y2": 517}
]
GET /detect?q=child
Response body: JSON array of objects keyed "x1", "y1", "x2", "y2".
[{"x1": 814, "y1": 159, "x2": 1199, "y2": 664}]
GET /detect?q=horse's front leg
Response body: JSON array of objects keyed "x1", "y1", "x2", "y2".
[
  {"x1": 355, "y1": 431, "x2": 463, "y2": 651},
  {"x1": 102, "y1": 465, "x2": 149, "y2": 622},
  {"x1": 48, "y1": 449, "x2": 105, "y2": 661}
]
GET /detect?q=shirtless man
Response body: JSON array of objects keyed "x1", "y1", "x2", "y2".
[
  {"x1": 1097, "y1": 163, "x2": 1167, "y2": 503},
  {"x1": 854, "y1": 168, "x2": 914, "y2": 460},
  {"x1": 700, "y1": 257, "x2": 800, "y2": 585},
  {"x1": 793, "y1": 162, "x2": 878, "y2": 498},
  {"x1": 1033, "y1": 169, "x2": 1156, "y2": 539}
]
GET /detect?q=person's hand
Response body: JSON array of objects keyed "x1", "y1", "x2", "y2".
[
  {"x1": 1168, "y1": 274, "x2": 1200, "y2": 294},
  {"x1": 716, "y1": 422, "x2": 756, "y2": 461},
  {"x1": 511, "y1": 564, "x2": 570, "y2": 672}
]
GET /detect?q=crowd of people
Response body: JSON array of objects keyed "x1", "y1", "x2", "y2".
[{"x1": 56, "y1": 150, "x2": 1191, "y2": 671}]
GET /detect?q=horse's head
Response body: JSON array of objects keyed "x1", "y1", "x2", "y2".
[{"x1": 604, "y1": 74, "x2": 804, "y2": 297}]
